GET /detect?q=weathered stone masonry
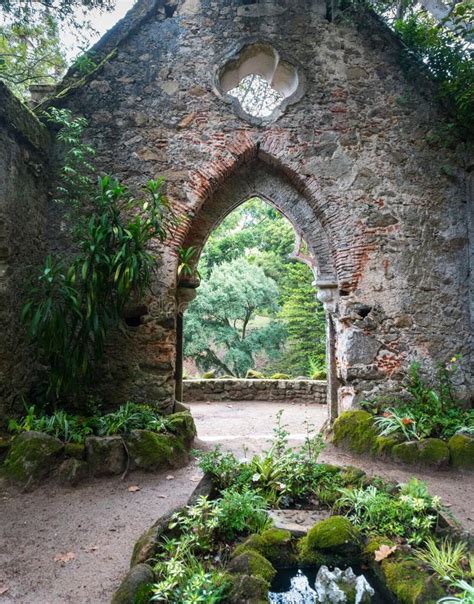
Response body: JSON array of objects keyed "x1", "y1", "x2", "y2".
[
  {"x1": 0, "y1": 83, "x2": 50, "y2": 419},
  {"x1": 0, "y1": 0, "x2": 472, "y2": 420}
]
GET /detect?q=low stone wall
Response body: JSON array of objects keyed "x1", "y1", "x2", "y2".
[{"x1": 183, "y1": 379, "x2": 327, "y2": 404}]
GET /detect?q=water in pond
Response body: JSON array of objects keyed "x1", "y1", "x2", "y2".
[{"x1": 269, "y1": 566, "x2": 387, "y2": 604}]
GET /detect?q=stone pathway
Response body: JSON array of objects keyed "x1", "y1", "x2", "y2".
[{"x1": 0, "y1": 400, "x2": 472, "y2": 603}]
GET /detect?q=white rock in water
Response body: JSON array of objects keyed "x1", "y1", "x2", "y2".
[
  {"x1": 268, "y1": 570, "x2": 316, "y2": 604},
  {"x1": 314, "y1": 565, "x2": 375, "y2": 604},
  {"x1": 268, "y1": 567, "x2": 374, "y2": 604}
]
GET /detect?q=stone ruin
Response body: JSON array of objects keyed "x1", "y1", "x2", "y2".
[{"x1": 0, "y1": 0, "x2": 472, "y2": 423}]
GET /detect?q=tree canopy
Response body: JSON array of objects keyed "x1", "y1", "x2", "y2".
[{"x1": 184, "y1": 199, "x2": 327, "y2": 378}]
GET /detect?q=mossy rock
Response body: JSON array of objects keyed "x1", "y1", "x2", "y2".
[
  {"x1": 374, "y1": 435, "x2": 401, "y2": 457},
  {"x1": 85, "y1": 435, "x2": 126, "y2": 476},
  {"x1": 448, "y1": 433, "x2": 474, "y2": 470},
  {"x1": 271, "y1": 373, "x2": 290, "y2": 380},
  {"x1": 363, "y1": 535, "x2": 397, "y2": 560},
  {"x1": 298, "y1": 516, "x2": 360, "y2": 565},
  {"x1": 131, "y1": 506, "x2": 181, "y2": 566},
  {"x1": 111, "y1": 563, "x2": 154, "y2": 604},
  {"x1": 226, "y1": 573, "x2": 269, "y2": 604},
  {"x1": 332, "y1": 410, "x2": 378, "y2": 454},
  {"x1": 4, "y1": 431, "x2": 63, "y2": 488},
  {"x1": 166, "y1": 411, "x2": 196, "y2": 447},
  {"x1": 227, "y1": 550, "x2": 276, "y2": 584},
  {"x1": 64, "y1": 442, "x2": 85, "y2": 460},
  {"x1": 312, "y1": 370, "x2": 327, "y2": 380},
  {"x1": 233, "y1": 528, "x2": 295, "y2": 566},
  {"x1": 126, "y1": 430, "x2": 188, "y2": 471},
  {"x1": 392, "y1": 438, "x2": 450, "y2": 468},
  {"x1": 382, "y1": 558, "x2": 445, "y2": 603},
  {"x1": 58, "y1": 458, "x2": 89, "y2": 487},
  {"x1": 246, "y1": 369, "x2": 265, "y2": 379}
]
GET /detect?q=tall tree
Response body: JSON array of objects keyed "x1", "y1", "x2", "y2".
[
  {"x1": 184, "y1": 258, "x2": 286, "y2": 377},
  {"x1": 0, "y1": 12, "x2": 66, "y2": 98}
]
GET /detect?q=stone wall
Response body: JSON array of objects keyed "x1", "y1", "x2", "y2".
[
  {"x1": 47, "y1": 0, "x2": 472, "y2": 411},
  {"x1": 0, "y1": 83, "x2": 50, "y2": 421},
  {"x1": 183, "y1": 379, "x2": 327, "y2": 404},
  {"x1": 0, "y1": 0, "x2": 472, "y2": 422}
]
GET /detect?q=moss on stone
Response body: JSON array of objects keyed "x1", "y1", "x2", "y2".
[
  {"x1": 0, "y1": 436, "x2": 11, "y2": 463},
  {"x1": 226, "y1": 573, "x2": 269, "y2": 604},
  {"x1": 111, "y1": 563, "x2": 154, "y2": 604},
  {"x1": 271, "y1": 373, "x2": 290, "y2": 380},
  {"x1": 374, "y1": 435, "x2": 400, "y2": 457},
  {"x1": 392, "y1": 438, "x2": 450, "y2": 467},
  {"x1": 448, "y1": 433, "x2": 474, "y2": 470},
  {"x1": 4, "y1": 431, "x2": 63, "y2": 487},
  {"x1": 233, "y1": 528, "x2": 295, "y2": 566},
  {"x1": 227, "y1": 550, "x2": 276, "y2": 583},
  {"x1": 298, "y1": 516, "x2": 360, "y2": 565},
  {"x1": 246, "y1": 369, "x2": 265, "y2": 379},
  {"x1": 126, "y1": 430, "x2": 188, "y2": 471},
  {"x1": 382, "y1": 559, "x2": 445, "y2": 603},
  {"x1": 363, "y1": 536, "x2": 396, "y2": 559},
  {"x1": 64, "y1": 442, "x2": 85, "y2": 460},
  {"x1": 166, "y1": 411, "x2": 196, "y2": 446},
  {"x1": 332, "y1": 410, "x2": 378, "y2": 454}
]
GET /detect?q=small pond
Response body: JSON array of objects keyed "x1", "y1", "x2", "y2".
[{"x1": 269, "y1": 565, "x2": 392, "y2": 604}]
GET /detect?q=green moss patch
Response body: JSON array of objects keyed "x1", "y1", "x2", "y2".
[
  {"x1": 333, "y1": 410, "x2": 378, "y2": 454},
  {"x1": 298, "y1": 516, "x2": 360, "y2": 565},
  {"x1": 233, "y1": 528, "x2": 295, "y2": 566},
  {"x1": 382, "y1": 558, "x2": 445, "y2": 603},
  {"x1": 226, "y1": 573, "x2": 269, "y2": 604},
  {"x1": 227, "y1": 550, "x2": 276, "y2": 583},
  {"x1": 392, "y1": 438, "x2": 450, "y2": 468},
  {"x1": 126, "y1": 430, "x2": 188, "y2": 471},
  {"x1": 448, "y1": 433, "x2": 474, "y2": 470},
  {"x1": 166, "y1": 412, "x2": 197, "y2": 446},
  {"x1": 4, "y1": 431, "x2": 63, "y2": 487},
  {"x1": 64, "y1": 442, "x2": 85, "y2": 460}
]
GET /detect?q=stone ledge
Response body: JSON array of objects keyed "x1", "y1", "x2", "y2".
[{"x1": 183, "y1": 378, "x2": 327, "y2": 404}]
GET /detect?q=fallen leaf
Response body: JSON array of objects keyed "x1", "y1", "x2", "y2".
[
  {"x1": 54, "y1": 552, "x2": 76, "y2": 564},
  {"x1": 166, "y1": 475, "x2": 174, "y2": 480},
  {"x1": 156, "y1": 494, "x2": 167, "y2": 499},
  {"x1": 0, "y1": 586, "x2": 9, "y2": 595},
  {"x1": 374, "y1": 544, "x2": 397, "y2": 562},
  {"x1": 226, "y1": 404, "x2": 233, "y2": 408},
  {"x1": 128, "y1": 485, "x2": 140, "y2": 492}
]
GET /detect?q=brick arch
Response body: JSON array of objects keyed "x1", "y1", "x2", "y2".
[{"x1": 181, "y1": 154, "x2": 337, "y2": 283}]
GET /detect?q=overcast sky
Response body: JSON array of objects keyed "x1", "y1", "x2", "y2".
[{"x1": 61, "y1": 0, "x2": 136, "y2": 58}]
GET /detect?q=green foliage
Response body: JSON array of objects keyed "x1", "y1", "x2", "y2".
[
  {"x1": 22, "y1": 109, "x2": 175, "y2": 400},
  {"x1": 394, "y1": 10, "x2": 474, "y2": 135},
  {"x1": 7, "y1": 405, "x2": 94, "y2": 443},
  {"x1": 374, "y1": 361, "x2": 473, "y2": 441},
  {"x1": 336, "y1": 478, "x2": 442, "y2": 545},
  {"x1": 196, "y1": 410, "x2": 325, "y2": 507},
  {"x1": 0, "y1": 11, "x2": 66, "y2": 98},
  {"x1": 414, "y1": 537, "x2": 469, "y2": 582},
  {"x1": 186, "y1": 198, "x2": 326, "y2": 378},
  {"x1": 7, "y1": 402, "x2": 170, "y2": 442},
  {"x1": 95, "y1": 403, "x2": 170, "y2": 436},
  {"x1": 178, "y1": 246, "x2": 200, "y2": 279},
  {"x1": 184, "y1": 257, "x2": 286, "y2": 377},
  {"x1": 439, "y1": 580, "x2": 474, "y2": 604}
]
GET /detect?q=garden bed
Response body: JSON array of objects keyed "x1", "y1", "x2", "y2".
[
  {"x1": 0, "y1": 403, "x2": 196, "y2": 490},
  {"x1": 112, "y1": 414, "x2": 473, "y2": 603},
  {"x1": 332, "y1": 410, "x2": 473, "y2": 472}
]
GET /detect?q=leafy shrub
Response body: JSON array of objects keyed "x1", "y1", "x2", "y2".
[
  {"x1": 8, "y1": 402, "x2": 170, "y2": 442},
  {"x1": 374, "y1": 361, "x2": 473, "y2": 441},
  {"x1": 336, "y1": 478, "x2": 442, "y2": 545},
  {"x1": 96, "y1": 403, "x2": 170, "y2": 436},
  {"x1": 414, "y1": 537, "x2": 469, "y2": 581},
  {"x1": 22, "y1": 109, "x2": 176, "y2": 401},
  {"x1": 8, "y1": 405, "x2": 94, "y2": 443}
]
